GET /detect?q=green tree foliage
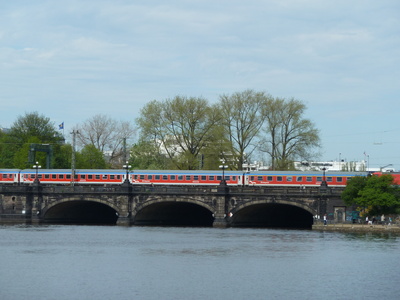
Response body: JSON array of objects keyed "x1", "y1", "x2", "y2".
[
  {"x1": 219, "y1": 90, "x2": 267, "y2": 170},
  {"x1": 130, "y1": 140, "x2": 169, "y2": 170},
  {"x1": 0, "y1": 130, "x2": 15, "y2": 168},
  {"x1": 261, "y1": 97, "x2": 320, "y2": 170},
  {"x1": 76, "y1": 145, "x2": 107, "y2": 169},
  {"x1": 342, "y1": 174, "x2": 400, "y2": 215},
  {"x1": 137, "y1": 96, "x2": 221, "y2": 170},
  {"x1": 9, "y1": 111, "x2": 63, "y2": 144},
  {"x1": 0, "y1": 112, "x2": 64, "y2": 168}
]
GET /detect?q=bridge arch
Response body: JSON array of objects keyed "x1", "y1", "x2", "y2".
[
  {"x1": 134, "y1": 196, "x2": 215, "y2": 226},
  {"x1": 229, "y1": 199, "x2": 316, "y2": 228},
  {"x1": 41, "y1": 197, "x2": 121, "y2": 225}
]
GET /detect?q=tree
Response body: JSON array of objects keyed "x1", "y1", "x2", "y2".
[
  {"x1": 129, "y1": 140, "x2": 169, "y2": 170},
  {"x1": 137, "y1": 96, "x2": 221, "y2": 170},
  {"x1": 261, "y1": 98, "x2": 320, "y2": 170},
  {"x1": 1, "y1": 112, "x2": 64, "y2": 168},
  {"x1": 76, "y1": 145, "x2": 107, "y2": 169},
  {"x1": 74, "y1": 114, "x2": 135, "y2": 168},
  {"x1": 9, "y1": 111, "x2": 63, "y2": 144},
  {"x1": 342, "y1": 174, "x2": 400, "y2": 215},
  {"x1": 218, "y1": 90, "x2": 267, "y2": 170}
]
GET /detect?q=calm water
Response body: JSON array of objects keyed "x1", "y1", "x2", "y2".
[{"x1": 1, "y1": 225, "x2": 399, "y2": 300}]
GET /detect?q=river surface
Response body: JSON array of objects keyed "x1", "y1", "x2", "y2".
[{"x1": 1, "y1": 225, "x2": 399, "y2": 300}]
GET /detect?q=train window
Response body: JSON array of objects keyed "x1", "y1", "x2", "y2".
[
  {"x1": 38, "y1": 174, "x2": 43, "y2": 179},
  {"x1": 209, "y1": 176, "x2": 214, "y2": 181},
  {"x1": 81, "y1": 175, "x2": 86, "y2": 179},
  {"x1": 44, "y1": 174, "x2": 50, "y2": 179},
  {"x1": 267, "y1": 176, "x2": 273, "y2": 181},
  {"x1": 258, "y1": 176, "x2": 263, "y2": 181},
  {"x1": 74, "y1": 175, "x2": 78, "y2": 179},
  {"x1": 178, "y1": 175, "x2": 183, "y2": 180},
  {"x1": 51, "y1": 174, "x2": 56, "y2": 179},
  {"x1": 162, "y1": 175, "x2": 168, "y2": 180},
  {"x1": 337, "y1": 177, "x2": 343, "y2": 182},
  {"x1": 232, "y1": 176, "x2": 236, "y2": 181},
  {"x1": 250, "y1": 176, "x2": 255, "y2": 181},
  {"x1": 110, "y1": 175, "x2": 115, "y2": 180},
  {"x1": 217, "y1": 176, "x2": 222, "y2": 180},
  {"x1": 95, "y1": 175, "x2": 100, "y2": 180},
  {"x1": 306, "y1": 177, "x2": 312, "y2": 182},
  {"x1": 154, "y1": 175, "x2": 159, "y2": 180},
  {"x1": 297, "y1": 176, "x2": 303, "y2": 182},
  {"x1": 102, "y1": 175, "x2": 107, "y2": 179},
  {"x1": 66, "y1": 175, "x2": 71, "y2": 179},
  {"x1": 317, "y1": 177, "x2": 322, "y2": 181},
  {"x1": 327, "y1": 177, "x2": 332, "y2": 182},
  {"x1": 148, "y1": 175, "x2": 152, "y2": 180},
  {"x1": 194, "y1": 176, "x2": 199, "y2": 181},
  {"x1": 170, "y1": 175, "x2": 176, "y2": 180},
  {"x1": 277, "y1": 176, "x2": 283, "y2": 181},
  {"x1": 60, "y1": 174, "x2": 65, "y2": 179},
  {"x1": 201, "y1": 176, "x2": 207, "y2": 181},
  {"x1": 186, "y1": 175, "x2": 191, "y2": 181},
  {"x1": 140, "y1": 175, "x2": 145, "y2": 179},
  {"x1": 88, "y1": 175, "x2": 93, "y2": 180},
  {"x1": 225, "y1": 176, "x2": 230, "y2": 181},
  {"x1": 287, "y1": 176, "x2": 292, "y2": 182}
]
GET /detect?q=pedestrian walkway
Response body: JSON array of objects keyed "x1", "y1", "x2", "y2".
[{"x1": 313, "y1": 223, "x2": 400, "y2": 233}]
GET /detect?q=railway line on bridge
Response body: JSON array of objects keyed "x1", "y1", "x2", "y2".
[{"x1": 0, "y1": 182, "x2": 346, "y2": 228}]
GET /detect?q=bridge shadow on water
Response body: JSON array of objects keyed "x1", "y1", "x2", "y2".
[{"x1": 42, "y1": 201, "x2": 312, "y2": 229}]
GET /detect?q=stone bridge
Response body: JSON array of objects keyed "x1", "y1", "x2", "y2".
[{"x1": 0, "y1": 182, "x2": 346, "y2": 228}]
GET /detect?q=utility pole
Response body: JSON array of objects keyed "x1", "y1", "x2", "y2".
[{"x1": 71, "y1": 130, "x2": 79, "y2": 185}]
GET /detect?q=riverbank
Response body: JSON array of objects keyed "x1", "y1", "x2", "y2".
[{"x1": 313, "y1": 223, "x2": 400, "y2": 233}]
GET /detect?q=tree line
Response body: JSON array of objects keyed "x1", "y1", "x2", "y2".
[
  {"x1": 135, "y1": 89, "x2": 320, "y2": 170},
  {"x1": 0, "y1": 89, "x2": 320, "y2": 170}
]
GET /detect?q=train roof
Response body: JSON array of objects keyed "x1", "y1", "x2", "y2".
[
  {"x1": 131, "y1": 170, "x2": 243, "y2": 175},
  {"x1": 19, "y1": 169, "x2": 125, "y2": 174},
  {"x1": 247, "y1": 170, "x2": 368, "y2": 176}
]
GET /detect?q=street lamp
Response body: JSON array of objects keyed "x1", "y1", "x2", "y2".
[
  {"x1": 219, "y1": 159, "x2": 228, "y2": 185},
  {"x1": 320, "y1": 167, "x2": 327, "y2": 188},
  {"x1": 33, "y1": 161, "x2": 41, "y2": 184},
  {"x1": 123, "y1": 161, "x2": 131, "y2": 185}
]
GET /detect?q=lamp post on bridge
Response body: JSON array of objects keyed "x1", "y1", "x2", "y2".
[
  {"x1": 123, "y1": 161, "x2": 131, "y2": 185},
  {"x1": 33, "y1": 161, "x2": 41, "y2": 185},
  {"x1": 219, "y1": 159, "x2": 228, "y2": 186},
  {"x1": 321, "y1": 167, "x2": 327, "y2": 187}
]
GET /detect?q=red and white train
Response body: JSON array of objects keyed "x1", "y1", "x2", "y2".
[{"x1": 1, "y1": 169, "x2": 395, "y2": 187}]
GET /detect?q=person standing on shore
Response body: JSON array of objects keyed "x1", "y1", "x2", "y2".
[{"x1": 323, "y1": 214, "x2": 327, "y2": 226}]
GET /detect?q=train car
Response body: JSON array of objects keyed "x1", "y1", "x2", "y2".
[
  {"x1": 20, "y1": 169, "x2": 126, "y2": 185},
  {"x1": 131, "y1": 170, "x2": 244, "y2": 185},
  {"x1": 246, "y1": 170, "x2": 368, "y2": 187},
  {"x1": 372, "y1": 172, "x2": 400, "y2": 185},
  {"x1": 0, "y1": 169, "x2": 21, "y2": 184}
]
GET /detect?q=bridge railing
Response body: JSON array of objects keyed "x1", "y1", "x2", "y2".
[{"x1": 0, "y1": 183, "x2": 344, "y2": 196}]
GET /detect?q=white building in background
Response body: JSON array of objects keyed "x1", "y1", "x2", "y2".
[
  {"x1": 294, "y1": 160, "x2": 395, "y2": 172},
  {"x1": 242, "y1": 160, "x2": 395, "y2": 172}
]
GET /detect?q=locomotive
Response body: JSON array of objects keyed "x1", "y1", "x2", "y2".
[{"x1": 0, "y1": 168, "x2": 383, "y2": 187}]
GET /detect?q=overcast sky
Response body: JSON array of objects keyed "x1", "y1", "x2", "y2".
[{"x1": 1, "y1": 0, "x2": 399, "y2": 170}]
